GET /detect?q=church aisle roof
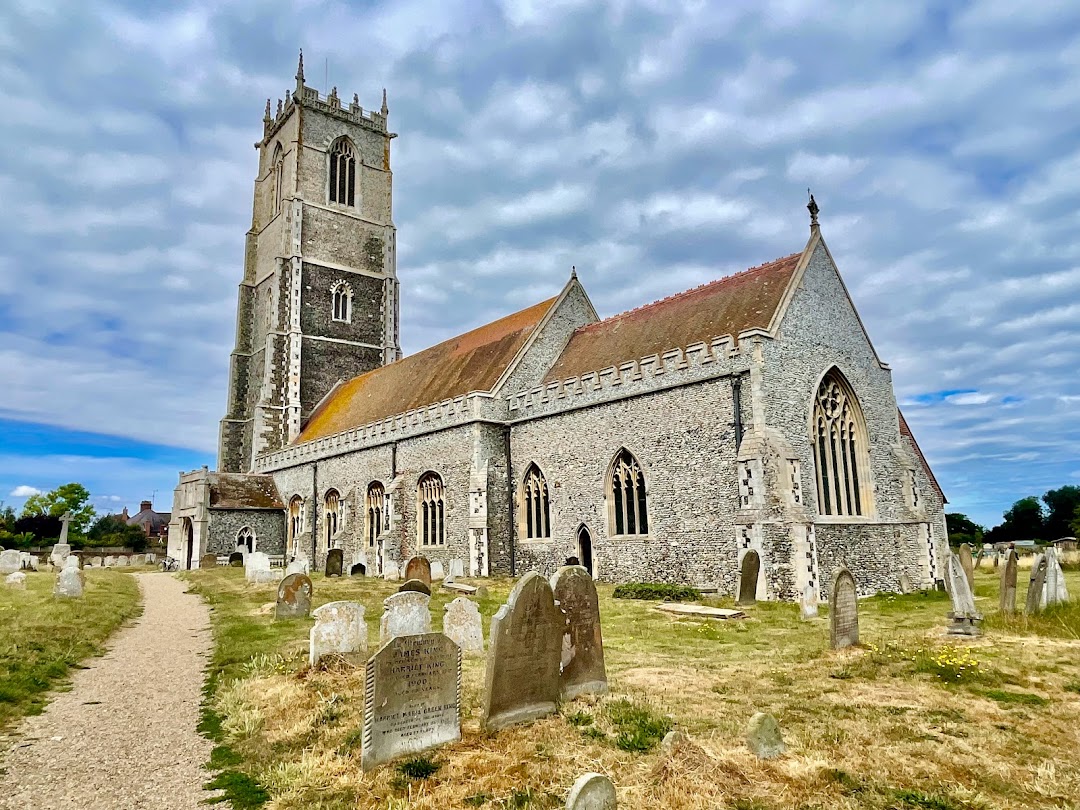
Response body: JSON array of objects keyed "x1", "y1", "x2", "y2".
[
  {"x1": 897, "y1": 410, "x2": 946, "y2": 502},
  {"x1": 544, "y1": 252, "x2": 801, "y2": 382},
  {"x1": 298, "y1": 296, "x2": 558, "y2": 442},
  {"x1": 208, "y1": 473, "x2": 284, "y2": 509}
]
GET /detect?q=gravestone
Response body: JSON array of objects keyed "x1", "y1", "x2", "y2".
[
  {"x1": 200, "y1": 553, "x2": 218, "y2": 569},
  {"x1": 800, "y1": 583, "x2": 818, "y2": 620},
  {"x1": 361, "y1": 632, "x2": 461, "y2": 771},
  {"x1": 275, "y1": 573, "x2": 313, "y2": 620},
  {"x1": 50, "y1": 543, "x2": 71, "y2": 569},
  {"x1": 746, "y1": 712, "x2": 786, "y2": 759},
  {"x1": 829, "y1": 567, "x2": 859, "y2": 649},
  {"x1": 443, "y1": 597, "x2": 484, "y2": 656},
  {"x1": 229, "y1": 552, "x2": 244, "y2": 567},
  {"x1": 384, "y1": 560, "x2": 400, "y2": 581},
  {"x1": 20, "y1": 552, "x2": 33, "y2": 570},
  {"x1": 1025, "y1": 556, "x2": 1048, "y2": 615},
  {"x1": 958, "y1": 543, "x2": 974, "y2": 593},
  {"x1": 350, "y1": 562, "x2": 366, "y2": 576},
  {"x1": 565, "y1": 556, "x2": 581, "y2": 567},
  {"x1": 246, "y1": 552, "x2": 277, "y2": 584},
  {"x1": 946, "y1": 552, "x2": 981, "y2": 635},
  {"x1": 103, "y1": 556, "x2": 116, "y2": 568},
  {"x1": 399, "y1": 578, "x2": 432, "y2": 596},
  {"x1": 86, "y1": 556, "x2": 100, "y2": 567},
  {"x1": 325, "y1": 548, "x2": 344, "y2": 577},
  {"x1": 404, "y1": 556, "x2": 432, "y2": 586},
  {"x1": 380, "y1": 591, "x2": 432, "y2": 643},
  {"x1": 116, "y1": 555, "x2": 130, "y2": 567},
  {"x1": 0, "y1": 549, "x2": 20, "y2": 575},
  {"x1": 737, "y1": 550, "x2": 760, "y2": 606},
  {"x1": 55, "y1": 567, "x2": 83, "y2": 599},
  {"x1": 1042, "y1": 548, "x2": 1069, "y2": 608},
  {"x1": 999, "y1": 550, "x2": 1018, "y2": 613},
  {"x1": 482, "y1": 572, "x2": 563, "y2": 731},
  {"x1": 430, "y1": 560, "x2": 445, "y2": 581},
  {"x1": 6, "y1": 571, "x2": 27, "y2": 589},
  {"x1": 449, "y1": 558, "x2": 465, "y2": 579},
  {"x1": 551, "y1": 565, "x2": 607, "y2": 699},
  {"x1": 285, "y1": 558, "x2": 310, "y2": 577},
  {"x1": 974, "y1": 549, "x2": 984, "y2": 570},
  {"x1": 898, "y1": 573, "x2": 913, "y2": 594},
  {"x1": 565, "y1": 773, "x2": 617, "y2": 810},
  {"x1": 309, "y1": 601, "x2": 366, "y2": 666},
  {"x1": 131, "y1": 554, "x2": 145, "y2": 566},
  {"x1": 63, "y1": 555, "x2": 80, "y2": 570}
]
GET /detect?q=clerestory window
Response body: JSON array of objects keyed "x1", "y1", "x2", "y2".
[
  {"x1": 609, "y1": 449, "x2": 648, "y2": 536},
  {"x1": 417, "y1": 472, "x2": 445, "y2": 546},
  {"x1": 812, "y1": 369, "x2": 872, "y2": 517},
  {"x1": 522, "y1": 463, "x2": 551, "y2": 539},
  {"x1": 328, "y1": 138, "x2": 356, "y2": 207}
]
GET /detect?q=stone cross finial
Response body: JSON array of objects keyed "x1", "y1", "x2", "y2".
[{"x1": 807, "y1": 191, "x2": 820, "y2": 230}]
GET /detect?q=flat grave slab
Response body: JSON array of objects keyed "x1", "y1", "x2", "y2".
[{"x1": 654, "y1": 604, "x2": 745, "y2": 620}]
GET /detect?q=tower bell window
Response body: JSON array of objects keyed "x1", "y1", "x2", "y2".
[{"x1": 329, "y1": 138, "x2": 356, "y2": 207}]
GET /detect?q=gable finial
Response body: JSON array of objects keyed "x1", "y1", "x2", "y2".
[
  {"x1": 807, "y1": 189, "x2": 820, "y2": 231},
  {"x1": 381, "y1": 88, "x2": 389, "y2": 116},
  {"x1": 571, "y1": 265, "x2": 577, "y2": 280}
]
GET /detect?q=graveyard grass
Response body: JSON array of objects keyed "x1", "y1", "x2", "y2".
[
  {"x1": 0, "y1": 569, "x2": 141, "y2": 731},
  {"x1": 186, "y1": 565, "x2": 1080, "y2": 810}
]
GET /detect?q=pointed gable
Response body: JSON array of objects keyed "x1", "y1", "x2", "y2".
[
  {"x1": 545, "y1": 253, "x2": 800, "y2": 382},
  {"x1": 298, "y1": 296, "x2": 558, "y2": 442}
]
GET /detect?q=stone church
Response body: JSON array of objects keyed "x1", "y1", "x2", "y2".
[{"x1": 169, "y1": 58, "x2": 948, "y2": 600}]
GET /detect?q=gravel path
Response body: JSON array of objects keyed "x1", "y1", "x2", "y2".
[{"x1": 0, "y1": 573, "x2": 215, "y2": 810}]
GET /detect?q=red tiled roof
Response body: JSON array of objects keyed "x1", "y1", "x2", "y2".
[
  {"x1": 545, "y1": 252, "x2": 801, "y2": 382},
  {"x1": 298, "y1": 297, "x2": 558, "y2": 442},
  {"x1": 897, "y1": 410, "x2": 946, "y2": 503}
]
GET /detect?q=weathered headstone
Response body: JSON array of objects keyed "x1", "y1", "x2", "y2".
[
  {"x1": 350, "y1": 562, "x2": 366, "y2": 576},
  {"x1": 482, "y1": 572, "x2": 563, "y2": 730},
  {"x1": 5, "y1": 571, "x2": 27, "y2": 589},
  {"x1": 63, "y1": 555, "x2": 80, "y2": 571},
  {"x1": 228, "y1": 552, "x2": 244, "y2": 567},
  {"x1": 443, "y1": 597, "x2": 484, "y2": 656},
  {"x1": 999, "y1": 550, "x2": 1018, "y2": 613},
  {"x1": 361, "y1": 632, "x2": 461, "y2": 771},
  {"x1": 565, "y1": 773, "x2": 617, "y2": 810},
  {"x1": 974, "y1": 548, "x2": 984, "y2": 570},
  {"x1": 89, "y1": 556, "x2": 102, "y2": 567},
  {"x1": 449, "y1": 558, "x2": 465, "y2": 579},
  {"x1": 946, "y1": 552, "x2": 981, "y2": 635},
  {"x1": 309, "y1": 601, "x2": 366, "y2": 666},
  {"x1": 50, "y1": 543, "x2": 71, "y2": 569},
  {"x1": 325, "y1": 548, "x2": 344, "y2": 577},
  {"x1": 245, "y1": 552, "x2": 277, "y2": 584},
  {"x1": 737, "y1": 550, "x2": 760, "y2": 606},
  {"x1": 1025, "y1": 555, "x2": 1048, "y2": 615},
  {"x1": 103, "y1": 555, "x2": 116, "y2": 568},
  {"x1": 384, "y1": 560, "x2": 400, "y2": 581},
  {"x1": 200, "y1": 553, "x2": 218, "y2": 569},
  {"x1": 19, "y1": 552, "x2": 33, "y2": 570},
  {"x1": 131, "y1": 554, "x2": 145, "y2": 566},
  {"x1": 285, "y1": 558, "x2": 310, "y2": 577},
  {"x1": 800, "y1": 583, "x2": 818, "y2": 620},
  {"x1": 275, "y1": 573, "x2": 313, "y2": 620},
  {"x1": 898, "y1": 573, "x2": 913, "y2": 594},
  {"x1": 116, "y1": 555, "x2": 130, "y2": 567},
  {"x1": 745, "y1": 712, "x2": 786, "y2": 759},
  {"x1": 829, "y1": 567, "x2": 859, "y2": 649},
  {"x1": 551, "y1": 565, "x2": 607, "y2": 699},
  {"x1": 958, "y1": 543, "x2": 974, "y2": 593},
  {"x1": 1041, "y1": 548, "x2": 1069, "y2": 608},
  {"x1": 380, "y1": 591, "x2": 432, "y2": 643},
  {"x1": 0, "y1": 549, "x2": 20, "y2": 575},
  {"x1": 404, "y1": 556, "x2": 432, "y2": 586},
  {"x1": 399, "y1": 578, "x2": 432, "y2": 596},
  {"x1": 55, "y1": 567, "x2": 83, "y2": 599},
  {"x1": 430, "y1": 560, "x2": 445, "y2": 581}
]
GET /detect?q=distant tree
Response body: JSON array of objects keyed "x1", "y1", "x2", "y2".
[
  {"x1": 21, "y1": 483, "x2": 95, "y2": 534},
  {"x1": 1042, "y1": 485, "x2": 1080, "y2": 539},
  {"x1": 0, "y1": 504, "x2": 16, "y2": 532},
  {"x1": 946, "y1": 513, "x2": 984, "y2": 547},
  {"x1": 1071, "y1": 505, "x2": 1080, "y2": 539},
  {"x1": 988, "y1": 496, "x2": 1045, "y2": 544},
  {"x1": 86, "y1": 515, "x2": 147, "y2": 552},
  {"x1": 11, "y1": 513, "x2": 63, "y2": 545}
]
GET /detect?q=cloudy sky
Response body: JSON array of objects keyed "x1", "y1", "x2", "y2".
[{"x1": 1, "y1": 0, "x2": 1078, "y2": 528}]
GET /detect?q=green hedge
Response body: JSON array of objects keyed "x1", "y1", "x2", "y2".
[{"x1": 612, "y1": 582, "x2": 701, "y2": 602}]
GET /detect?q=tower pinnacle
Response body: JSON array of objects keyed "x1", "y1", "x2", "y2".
[{"x1": 381, "y1": 88, "x2": 388, "y2": 116}]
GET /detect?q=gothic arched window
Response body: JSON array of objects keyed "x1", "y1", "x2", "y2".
[
  {"x1": 609, "y1": 449, "x2": 648, "y2": 536},
  {"x1": 331, "y1": 280, "x2": 352, "y2": 323},
  {"x1": 812, "y1": 369, "x2": 872, "y2": 517},
  {"x1": 324, "y1": 489, "x2": 341, "y2": 549},
  {"x1": 328, "y1": 138, "x2": 356, "y2": 207},
  {"x1": 417, "y1": 472, "x2": 445, "y2": 547},
  {"x1": 236, "y1": 526, "x2": 256, "y2": 553},
  {"x1": 521, "y1": 463, "x2": 551, "y2": 539},
  {"x1": 271, "y1": 143, "x2": 284, "y2": 216},
  {"x1": 287, "y1": 496, "x2": 305, "y2": 556},
  {"x1": 366, "y1": 481, "x2": 385, "y2": 548}
]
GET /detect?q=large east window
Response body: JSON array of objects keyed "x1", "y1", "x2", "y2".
[{"x1": 812, "y1": 369, "x2": 872, "y2": 517}]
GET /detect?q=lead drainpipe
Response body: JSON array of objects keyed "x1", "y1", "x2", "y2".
[
  {"x1": 732, "y1": 376, "x2": 744, "y2": 450},
  {"x1": 505, "y1": 425, "x2": 516, "y2": 576}
]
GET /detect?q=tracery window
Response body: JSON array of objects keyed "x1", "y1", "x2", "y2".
[
  {"x1": 328, "y1": 138, "x2": 356, "y2": 206},
  {"x1": 522, "y1": 463, "x2": 551, "y2": 539},
  {"x1": 366, "y1": 481, "x2": 385, "y2": 548},
  {"x1": 236, "y1": 526, "x2": 256, "y2": 553},
  {"x1": 609, "y1": 449, "x2": 648, "y2": 536},
  {"x1": 287, "y1": 496, "x2": 305, "y2": 556},
  {"x1": 271, "y1": 143, "x2": 284, "y2": 216},
  {"x1": 324, "y1": 489, "x2": 341, "y2": 549},
  {"x1": 417, "y1": 472, "x2": 445, "y2": 547},
  {"x1": 331, "y1": 280, "x2": 352, "y2": 323},
  {"x1": 812, "y1": 370, "x2": 871, "y2": 517}
]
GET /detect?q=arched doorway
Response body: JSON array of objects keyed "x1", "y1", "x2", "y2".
[
  {"x1": 183, "y1": 518, "x2": 194, "y2": 570},
  {"x1": 577, "y1": 526, "x2": 593, "y2": 576}
]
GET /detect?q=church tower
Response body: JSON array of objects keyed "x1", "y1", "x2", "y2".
[{"x1": 218, "y1": 53, "x2": 400, "y2": 473}]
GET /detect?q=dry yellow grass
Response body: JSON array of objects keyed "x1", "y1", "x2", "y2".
[{"x1": 185, "y1": 567, "x2": 1080, "y2": 810}]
